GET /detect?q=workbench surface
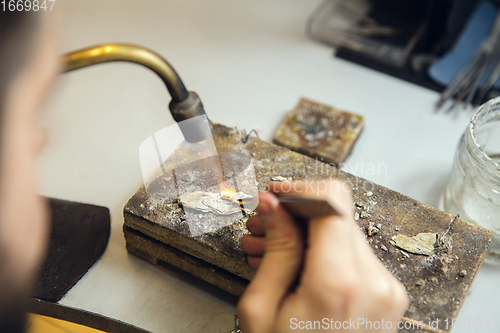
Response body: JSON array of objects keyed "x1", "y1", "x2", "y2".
[{"x1": 38, "y1": 0, "x2": 500, "y2": 332}]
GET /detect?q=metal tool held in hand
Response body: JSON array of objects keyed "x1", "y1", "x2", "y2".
[{"x1": 276, "y1": 195, "x2": 341, "y2": 218}]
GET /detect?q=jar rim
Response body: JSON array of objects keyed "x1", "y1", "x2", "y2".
[{"x1": 468, "y1": 97, "x2": 500, "y2": 184}]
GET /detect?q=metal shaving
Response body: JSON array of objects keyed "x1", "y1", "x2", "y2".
[
  {"x1": 220, "y1": 190, "x2": 254, "y2": 203},
  {"x1": 367, "y1": 222, "x2": 380, "y2": 237},
  {"x1": 355, "y1": 202, "x2": 371, "y2": 219},
  {"x1": 391, "y1": 233, "x2": 438, "y2": 256},
  {"x1": 271, "y1": 176, "x2": 292, "y2": 182}
]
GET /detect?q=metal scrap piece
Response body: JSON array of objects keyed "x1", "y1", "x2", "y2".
[
  {"x1": 179, "y1": 191, "x2": 252, "y2": 215},
  {"x1": 367, "y1": 222, "x2": 380, "y2": 236},
  {"x1": 392, "y1": 233, "x2": 438, "y2": 256},
  {"x1": 220, "y1": 190, "x2": 254, "y2": 204},
  {"x1": 271, "y1": 176, "x2": 291, "y2": 182}
]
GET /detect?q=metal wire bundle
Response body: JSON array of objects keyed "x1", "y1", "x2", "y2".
[{"x1": 437, "y1": 12, "x2": 500, "y2": 112}]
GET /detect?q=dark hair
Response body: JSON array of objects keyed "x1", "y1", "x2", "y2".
[
  {"x1": 0, "y1": 10, "x2": 39, "y2": 333},
  {"x1": 0, "y1": 10, "x2": 38, "y2": 117},
  {"x1": 0, "y1": 246, "x2": 28, "y2": 333}
]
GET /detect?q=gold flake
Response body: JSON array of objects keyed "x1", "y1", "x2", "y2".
[{"x1": 392, "y1": 233, "x2": 437, "y2": 256}]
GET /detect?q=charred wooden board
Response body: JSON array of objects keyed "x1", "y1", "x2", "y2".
[
  {"x1": 124, "y1": 123, "x2": 492, "y2": 333},
  {"x1": 273, "y1": 98, "x2": 364, "y2": 165}
]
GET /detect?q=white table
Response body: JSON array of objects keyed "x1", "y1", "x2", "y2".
[{"x1": 38, "y1": 0, "x2": 500, "y2": 331}]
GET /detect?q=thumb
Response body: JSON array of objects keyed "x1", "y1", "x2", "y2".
[{"x1": 238, "y1": 192, "x2": 304, "y2": 332}]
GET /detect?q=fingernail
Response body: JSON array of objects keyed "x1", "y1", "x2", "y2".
[{"x1": 256, "y1": 201, "x2": 272, "y2": 215}]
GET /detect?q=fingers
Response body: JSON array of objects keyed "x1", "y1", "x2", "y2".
[
  {"x1": 284, "y1": 179, "x2": 409, "y2": 328},
  {"x1": 283, "y1": 180, "x2": 358, "y2": 279},
  {"x1": 246, "y1": 179, "x2": 359, "y2": 286},
  {"x1": 239, "y1": 179, "x2": 410, "y2": 333},
  {"x1": 267, "y1": 178, "x2": 352, "y2": 213},
  {"x1": 247, "y1": 256, "x2": 263, "y2": 270},
  {"x1": 243, "y1": 201, "x2": 268, "y2": 270},
  {"x1": 246, "y1": 215, "x2": 265, "y2": 236},
  {"x1": 369, "y1": 265, "x2": 409, "y2": 329},
  {"x1": 349, "y1": 265, "x2": 409, "y2": 330},
  {"x1": 241, "y1": 234, "x2": 265, "y2": 256},
  {"x1": 238, "y1": 191, "x2": 304, "y2": 333},
  {"x1": 380, "y1": 273, "x2": 410, "y2": 329}
]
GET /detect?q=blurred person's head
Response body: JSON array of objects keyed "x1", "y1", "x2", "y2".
[{"x1": 0, "y1": 11, "x2": 59, "y2": 332}]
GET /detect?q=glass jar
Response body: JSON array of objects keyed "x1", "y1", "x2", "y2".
[{"x1": 444, "y1": 97, "x2": 500, "y2": 265}]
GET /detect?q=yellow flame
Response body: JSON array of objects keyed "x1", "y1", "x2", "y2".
[{"x1": 220, "y1": 186, "x2": 237, "y2": 200}]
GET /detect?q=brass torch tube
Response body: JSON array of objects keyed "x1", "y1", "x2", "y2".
[{"x1": 62, "y1": 43, "x2": 190, "y2": 102}]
